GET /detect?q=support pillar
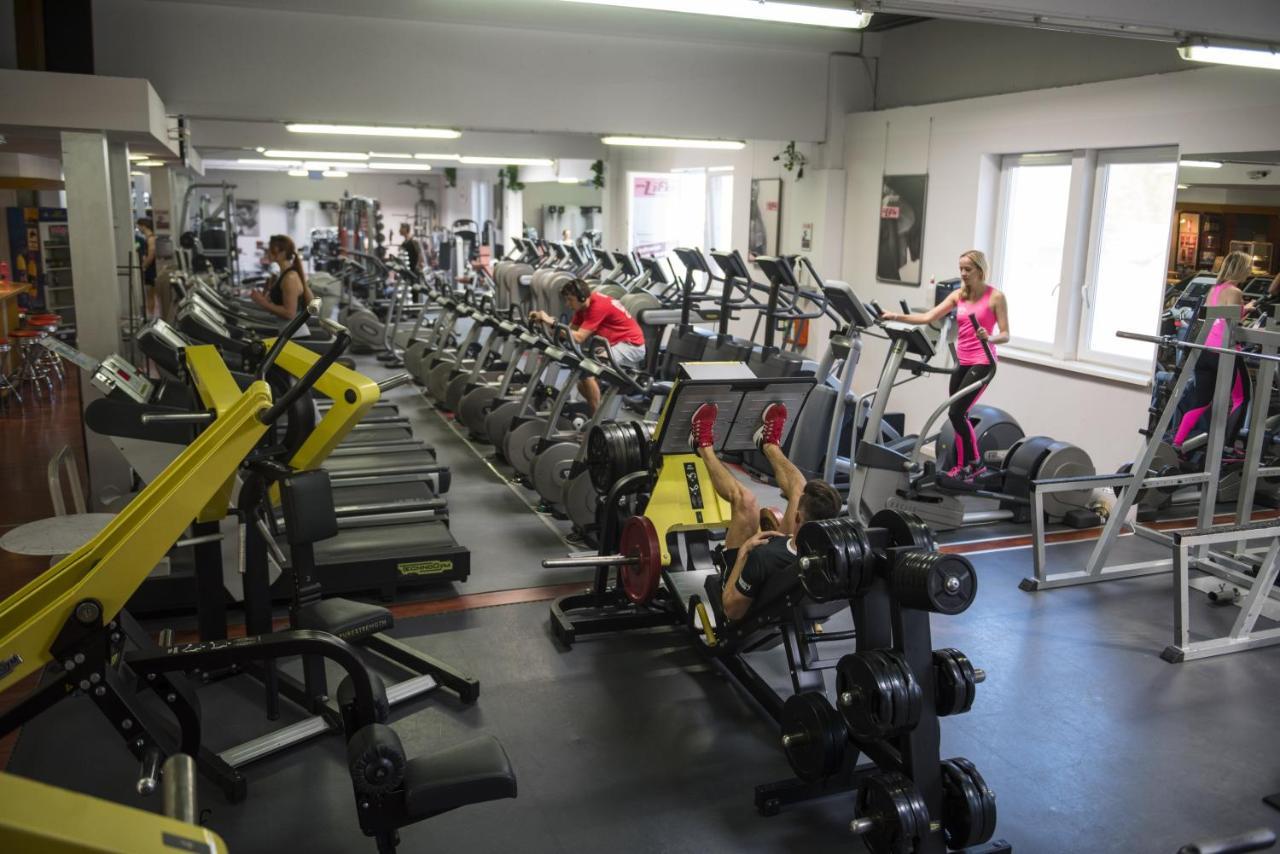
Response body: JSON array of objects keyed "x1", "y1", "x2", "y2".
[
  {"x1": 60, "y1": 130, "x2": 132, "y2": 510},
  {"x1": 502, "y1": 186, "x2": 523, "y2": 255},
  {"x1": 108, "y1": 141, "x2": 141, "y2": 360}
]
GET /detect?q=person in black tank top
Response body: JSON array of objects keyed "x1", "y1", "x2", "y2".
[
  {"x1": 250, "y1": 234, "x2": 315, "y2": 330},
  {"x1": 399, "y1": 223, "x2": 424, "y2": 274},
  {"x1": 136, "y1": 217, "x2": 158, "y2": 315},
  {"x1": 685, "y1": 401, "x2": 844, "y2": 622}
]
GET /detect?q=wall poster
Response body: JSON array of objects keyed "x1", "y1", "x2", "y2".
[
  {"x1": 877, "y1": 175, "x2": 927, "y2": 285},
  {"x1": 749, "y1": 178, "x2": 781, "y2": 259},
  {"x1": 234, "y1": 199, "x2": 260, "y2": 237}
]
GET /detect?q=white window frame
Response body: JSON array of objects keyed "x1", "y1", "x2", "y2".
[
  {"x1": 990, "y1": 145, "x2": 1179, "y2": 385},
  {"x1": 1074, "y1": 146, "x2": 1179, "y2": 374},
  {"x1": 991, "y1": 152, "x2": 1075, "y2": 357},
  {"x1": 625, "y1": 167, "x2": 733, "y2": 257}
]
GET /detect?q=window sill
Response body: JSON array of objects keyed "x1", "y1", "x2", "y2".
[{"x1": 997, "y1": 346, "x2": 1152, "y2": 387}]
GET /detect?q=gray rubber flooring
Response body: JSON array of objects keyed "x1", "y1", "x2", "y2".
[{"x1": 10, "y1": 532, "x2": 1280, "y2": 853}]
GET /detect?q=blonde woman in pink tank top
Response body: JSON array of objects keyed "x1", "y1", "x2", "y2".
[
  {"x1": 1171, "y1": 250, "x2": 1251, "y2": 450},
  {"x1": 883, "y1": 250, "x2": 1010, "y2": 482}
]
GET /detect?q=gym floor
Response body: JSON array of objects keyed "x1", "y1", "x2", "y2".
[{"x1": 5, "y1": 359, "x2": 1280, "y2": 853}]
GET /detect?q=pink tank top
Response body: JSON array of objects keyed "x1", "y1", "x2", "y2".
[
  {"x1": 1203, "y1": 282, "x2": 1244, "y2": 350},
  {"x1": 956, "y1": 287, "x2": 998, "y2": 366}
]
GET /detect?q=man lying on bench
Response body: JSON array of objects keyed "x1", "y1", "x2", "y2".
[{"x1": 689, "y1": 401, "x2": 843, "y2": 621}]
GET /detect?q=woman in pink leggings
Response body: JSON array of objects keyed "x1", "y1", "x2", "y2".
[
  {"x1": 884, "y1": 249, "x2": 1010, "y2": 482},
  {"x1": 1171, "y1": 250, "x2": 1253, "y2": 452}
]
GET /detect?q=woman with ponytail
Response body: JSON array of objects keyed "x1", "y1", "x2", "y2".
[
  {"x1": 251, "y1": 234, "x2": 317, "y2": 337},
  {"x1": 882, "y1": 250, "x2": 1011, "y2": 483}
]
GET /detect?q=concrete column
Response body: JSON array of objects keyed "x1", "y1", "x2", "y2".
[
  {"x1": 108, "y1": 141, "x2": 141, "y2": 348},
  {"x1": 502, "y1": 186, "x2": 523, "y2": 254},
  {"x1": 60, "y1": 130, "x2": 132, "y2": 510}
]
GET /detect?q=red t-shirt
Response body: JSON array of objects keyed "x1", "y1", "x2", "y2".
[{"x1": 571, "y1": 294, "x2": 645, "y2": 346}]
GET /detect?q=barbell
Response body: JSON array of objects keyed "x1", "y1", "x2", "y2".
[{"x1": 541, "y1": 515, "x2": 663, "y2": 604}]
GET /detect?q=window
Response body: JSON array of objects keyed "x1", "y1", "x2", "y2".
[
  {"x1": 991, "y1": 146, "x2": 1178, "y2": 378},
  {"x1": 627, "y1": 168, "x2": 733, "y2": 257},
  {"x1": 993, "y1": 155, "x2": 1073, "y2": 351},
  {"x1": 1078, "y1": 152, "x2": 1179, "y2": 370}
]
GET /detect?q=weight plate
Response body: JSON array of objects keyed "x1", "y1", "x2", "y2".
[
  {"x1": 780, "y1": 692, "x2": 847, "y2": 782},
  {"x1": 854, "y1": 771, "x2": 931, "y2": 854},
  {"x1": 619, "y1": 515, "x2": 662, "y2": 604},
  {"x1": 933, "y1": 649, "x2": 966, "y2": 717},
  {"x1": 893, "y1": 552, "x2": 978, "y2": 616},
  {"x1": 881, "y1": 650, "x2": 922, "y2": 733},
  {"x1": 836, "y1": 650, "x2": 909, "y2": 739},
  {"x1": 796, "y1": 520, "x2": 848, "y2": 602},
  {"x1": 940, "y1": 757, "x2": 997, "y2": 848},
  {"x1": 870, "y1": 508, "x2": 936, "y2": 554}
]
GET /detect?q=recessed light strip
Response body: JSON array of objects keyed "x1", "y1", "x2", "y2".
[
  {"x1": 602, "y1": 136, "x2": 745, "y2": 150},
  {"x1": 414, "y1": 153, "x2": 462, "y2": 161},
  {"x1": 1179, "y1": 159, "x2": 1223, "y2": 169},
  {"x1": 459, "y1": 156, "x2": 555, "y2": 166},
  {"x1": 286, "y1": 123, "x2": 460, "y2": 139},
  {"x1": 263, "y1": 150, "x2": 368, "y2": 161},
  {"x1": 559, "y1": 0, "x2": 872, "y2": 29},
  {"x1": 369, "y1": 162, "x2": 432, "y2": 171}
]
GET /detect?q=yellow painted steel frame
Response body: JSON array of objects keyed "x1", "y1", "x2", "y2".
[
  {"x1": 263, "y1": 338, "x2": 380, "y2": 472},
  {"x1": 184, "y1": 345, "x2": 252, "y2": 523},
  {"x1": 644, "y1": 452, "x2": 733, "y2": 566},
  {"x1": 0, "y1": 772, "x2": 229, "y2": 854},
  {"x1": 0, "y1": 381, "x2": 272, "y2": 691}
]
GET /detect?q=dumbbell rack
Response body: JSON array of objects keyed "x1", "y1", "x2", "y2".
[{"x1": 757, "y1": 515, "x2": 1011, "y2": 854}]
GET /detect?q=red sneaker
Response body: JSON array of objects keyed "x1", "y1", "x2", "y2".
[
  {"x1": 754, "y1": 403, "x2": 788, "y2": 452},
  {"x1": 689, "y1": 402, "x2": 718, "y2": 450}
]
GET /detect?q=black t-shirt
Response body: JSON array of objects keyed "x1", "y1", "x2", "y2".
[{"x1": 735, "y1": 536, "x2": 797, "y2": 599}]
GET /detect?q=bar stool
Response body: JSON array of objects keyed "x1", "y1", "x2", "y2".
[
  {"x1": 26, "y1": 314, "x2": 65, "y2": 383},
  {"x1": 10, "y1": 329, "x2": 53, "y2": 399},
  {"x1": 0, "y1": 339, "x2": 20, "y2": 410}
]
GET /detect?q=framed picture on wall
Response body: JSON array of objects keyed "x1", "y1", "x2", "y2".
[
  {"x1": 877, "y1": 175, "x2": 927, "y2": 285},
  {"x1": 749, "y1": 178, "x2": 781, "y2": 259},
  {"x1": 234, "y1": 199, "x2": 260, "y2": 237}
]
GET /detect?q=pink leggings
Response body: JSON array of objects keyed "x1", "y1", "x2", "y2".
[{"x1": 1172, "y1": 355, "x2": 1248, "y2": 447}]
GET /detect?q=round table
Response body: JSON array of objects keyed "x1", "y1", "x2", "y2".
[{"x1": 0, "y1": 513, "x2": 116, "y2": 556}]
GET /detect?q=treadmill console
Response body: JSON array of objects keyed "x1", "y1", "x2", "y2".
[
  {"x1": 596, "y1": 250, "x2": 615, "y2": 271},
  {"x1": 639, "y1": 255, "x2": 670, "y2": 284},
  {"x1": 616, "y1": 252, "x2": 644, "y2": 278},
  {"x1": 883, "y1": 322, "x2": 937, "y2": 360},
  {"x1": 754, "y1": 255, "x2": 799, "y2": 291},
  {"x1": 674, "y1": 247, "x2": 710, "y2": 274},
  {"x1": 935, "y1": 277, "x2": 960, "y2": 307},
  {"x1": 823, "y1": 282, "x2": 876, "y2": 330},
  {"x1": 710, "y1": 249, "x2": 751, "y2": 284}
]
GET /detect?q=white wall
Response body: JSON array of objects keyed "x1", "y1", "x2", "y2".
[
  {"x1": 521, "y1": 183, "x2": 604, "y2": 239},
  {"x1": 1176, "y1": 187, "x2": 1280, "y2": 207},
  {"x1": 93, "y1": 0, "x2": 838, "y2": 142},
  {"x1": 872, "y1": 19, "x2": 1189, "y2": 109},
  {"x1": 839, "y1": 65, "x2": 1280, "y2": 470}
]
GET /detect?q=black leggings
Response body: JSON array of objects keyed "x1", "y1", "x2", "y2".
[
  {"x1": 1172, "y1": 352, "x2": 1250, "y2": 447},
  {"x1": 948, "y1": 363, "x2": 994, "y2": 468}
]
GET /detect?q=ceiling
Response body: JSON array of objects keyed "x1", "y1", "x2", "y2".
[{"x1": 149, "y1": 0, "x2": 906, "y2": 53}]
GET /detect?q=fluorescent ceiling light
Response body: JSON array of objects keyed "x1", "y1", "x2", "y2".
[
  {"x1": 286, "y1": 123, "x2": 460, "y2": 139},
  {"x1": 255, "y1": 146, "x2": 266, "y2": 153},
  {"x1": 602, "y1": 136, "x2": 745, "y2": 150},
  {"x1": 559, "y1": 0, "x2": 872, "y2": 29},
  {"x1": 1178, "y1": 42, "x2": 1280, "y2": 71},
  {"x1": 239, "y1": 157, "x2": 301, "y2": 167},
  {"x1": 1176, "y1": 184, "x2": 1190, "y2": 189},
  {"x1": 1179, "y1": 159, "x2": 1223, "y2": 168},
  {"x1": 135, "y1": 160, "x2": 165, "y2": 167},
  {"x1": 369, "y1": 152, "x2": 412, "y2": 159},
  {"x1": 127, "y1": 153, "x2": 151, "y2": 161},
  {"x1": 414, "y1": 153, "x2": 462, "y2": 161},
  {"x1": 557, "y1": 177, "x2": 581, "y2": 184},
  {"x1": 369, "y1": 162, "x2": 432, "y2": 171},
  {"x1": 288, "y1": 169, "x2": 310, "y2": 177},
  {"x1": 322, "y1": 170, "x2": 349, "y2": 178},
  {"x1": 130, "y1": 170, "x2": 145, "y2": 177},
  {"x1": 460, "y1": 156, "x2": 555, "y2": 166},
  {"x1": 263, "y1": 149, "x2": 368, "y2": 161}
]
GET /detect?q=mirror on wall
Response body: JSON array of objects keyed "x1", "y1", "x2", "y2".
[{"x1": 1150, "y1": 150, "x2": 1280, "y2": 457}]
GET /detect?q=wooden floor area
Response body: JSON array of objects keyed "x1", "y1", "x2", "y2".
[{"x1": 0, "y1": 376, "x2": 91, "y2": 769}]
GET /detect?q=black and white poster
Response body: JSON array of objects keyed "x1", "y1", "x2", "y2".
[
  {"x1": 877, "y1": 175, "x2": 927, "y2": 285},
  {"x1": 234, "y1": 199, "x2": 260, "y2": 237}
]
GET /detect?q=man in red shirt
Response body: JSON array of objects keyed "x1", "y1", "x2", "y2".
[{"x1": 529, "y1": 278, "x2": 646, "y2": 413}]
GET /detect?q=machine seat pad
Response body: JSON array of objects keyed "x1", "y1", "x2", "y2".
[
  {"x1": 404, "y1": 736, "x2": 517, "y2": 818},
  {"x1": 297, "y1": 597, "x2": 393, "y2": 642}
]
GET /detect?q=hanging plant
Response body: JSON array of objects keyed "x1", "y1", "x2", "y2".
[
  {"x1": 499, "y1": 165, "x2": 525, "y2": 191},
  {"x1": 773, "y1": 141, "x2": 807, "y2": 180},
  {"x1": 443, "y1": 167, "x2": 457, "y2": 189},
  {"x1": 590, "y1": 159, "x2": 605, "y2": 189}
]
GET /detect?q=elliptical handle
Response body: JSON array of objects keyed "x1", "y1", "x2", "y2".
[
  {"x1": 256, "y1": 299, "x2": 318, "y2": 380},
  {"x1": 258, "y1": 326, "x2": 351, "y2": 425}
]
